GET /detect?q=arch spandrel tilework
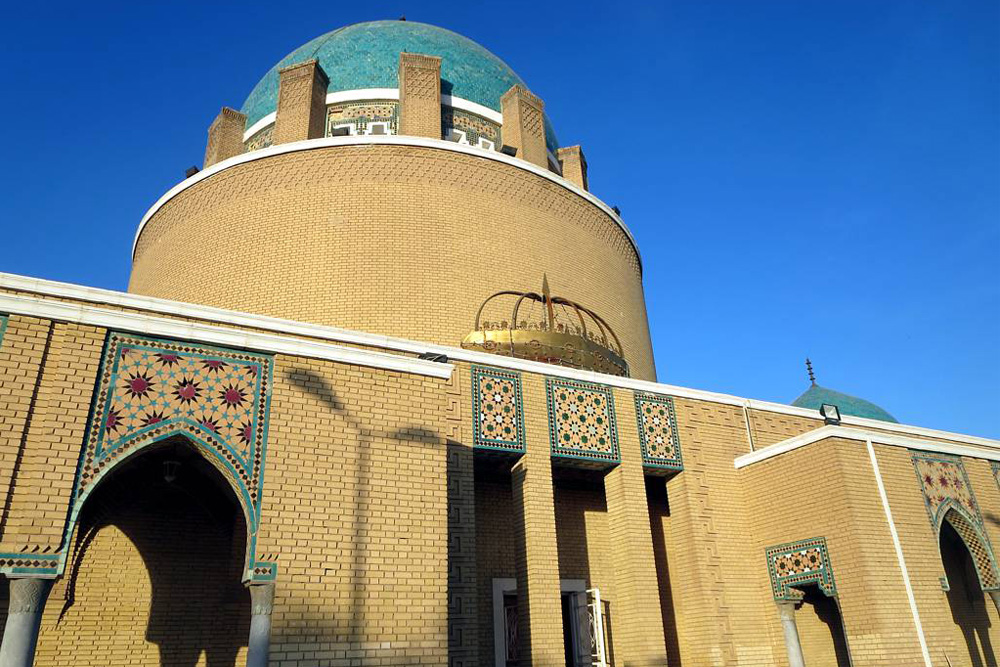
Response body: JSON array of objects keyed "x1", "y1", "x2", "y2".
[
  {"x1": 765, "y1": 537, "x2": 837, "y2": 601},
  {"x1": 0, "y1": 332, "x2": 277, "y2": 581},
  {"x1": 471, "y1": 365, "x2": 525, "y2": 453},
  {"x1": 546, "y1": 378, "x2": 620, "y2": 466},
  {"x1": 911, "y1": 450, "x2": 1000, "y2": 592},
  {"x1": 633, "y1": 392, "x2": 683, "y2": 472}
]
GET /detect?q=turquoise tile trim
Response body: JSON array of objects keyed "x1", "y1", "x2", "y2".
[
  {"x1": 765, "y1": 536, "x2": 837, "y2": 601},
  {"x1": 0, "y1": 332, "x2": 277, "y2": 582},
  {"x1": 0, "y1": 314, "x2": 7, "y2": 349},
  {"x1": 240, "y1": 20, "x2": 560, "y2": 153},
  {"x1": 992, "y1": 462, "x2": 1000, "y2": 491},
  {"x1": 634, "y1": 392, "x2": 683, "y2": 471},
  {"x1": 546, "y1": 378, "x2": 619, "y2": 465},
  {"x1": 0, "y1": 553, "x2": 60, "y2": 578},
  {"x1": 471, "y1": 365, "x2": 525, "y2": 453}
]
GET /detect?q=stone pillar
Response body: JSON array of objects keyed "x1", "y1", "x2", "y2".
[
  {"x1": 246, "y1": 583, "x2": 275, "y2": 667},
  {"x1": 0, "y1": 577, "x2": 53, "y2": 667},
  {"x1": 556, "y1": 145, "x2": 588, "y2": 191},
  {"x1": 990, "y1": 590, "x2": 1000, "y2": 616},
  {"x1": 273, "y1": 60, "x2": 329, "y2": 145},
  {"x1": 398, "y1": 53, "x2": 442, "y2": 138},
  {"x1": 603, "y1": 465, "x2": 668, "y2": 664},
  {"x1": 500, "y1": 85, "x2": 547, "y2": 169},
  {"x1": 511, "y1": 454, "x2": 564, "y2": 664},
  {"x1": 204, "y1": 107, "x2": 247, "y2": 168},
  {"x1": 776, "y1": 600, "x2": 806, "y2": 667}
]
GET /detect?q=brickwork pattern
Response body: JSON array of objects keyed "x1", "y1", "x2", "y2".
[
  {"x1": 500, "y1": 85, "x2": 548, "y2": 168},
  {"x1": 399, "y1": 53, "x2": 442, "y2": 139},
  {"x1": 273, "y1": 60, "x2": 329, "y2": 144},
  {"x1": 129, "y1": 144, "x2": 653, "y2": 378},
  {"x1": 204, "y1": 107, "x2": 247, "y2": 168}
]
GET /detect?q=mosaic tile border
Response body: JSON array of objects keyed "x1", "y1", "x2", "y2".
[
  {"x1": 471, "y1": 365, "x2": 525, "y2": 453},
  {"x1": 634, "y1": 392, "x2": 683, "y2": 471},
  {"x1": 0, "y1": 332, "x2": 278, "y2": 582},
  {"x1": 0, "y1": 314, "x2": 7, "y2": 348},
  {"x1": 993, "y1": 461, "x2": 1000, "y2": 491},
  {"x1": 911, "y1": 450, "x2": 1000, "y2": 591},
  {"x1": 765, "y1": 536, "x2": 837, "y2": 601},
  {"x1": 546, "y1": 378, "x2": 620, "y2": 465}
]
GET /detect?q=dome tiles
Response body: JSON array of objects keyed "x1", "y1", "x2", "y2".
[
  {"x1": 240, "y1": 20, "x2": 560, "y2": 153},
  {"x1": 792, "y1": 384, "x2": 898, "y2": 423}
]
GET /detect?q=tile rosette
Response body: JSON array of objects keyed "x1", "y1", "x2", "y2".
[
  {"x1": 471, "y1": 365, "x2": 525, "y2": 453},
  {"x1": 634, "y1": 392, "x2": 683, "y2": 471},
  {"x1": 765, "y1": 536, "x2": 837, "y2": 601},
  {"x1": 546, "y1": 378, "x2": 619, "y2": 464}
]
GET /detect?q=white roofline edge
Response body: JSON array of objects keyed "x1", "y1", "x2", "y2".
[{"x1": 2, "y1": 271, "x2": 996, "y2": 449}]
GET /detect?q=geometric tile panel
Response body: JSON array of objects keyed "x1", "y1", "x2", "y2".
[
  {"x1": 546, "y1": 378, "x2": 619, "y2": 466},
  {"x1": 0, "y1": 332, "x2": 278, "y2": 581},
  {"x1": 911, "y1": 451, "x2": 1000, "y2": 592},
  {"x1": 911, "y1": 451, "x2": 983, "y2": 529},
  {"x1": 765, "y1": 536, "x2": 837, "y2": 601},
  {"x1": 471, "y1": 365, "x2": 525, "y2": 453},
  {"x1": 634, "y1": 392, "x2": 683, "y2": 471}
]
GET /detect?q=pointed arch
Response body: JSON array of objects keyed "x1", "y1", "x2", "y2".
[{"x1": 939, "y1": 505, "x2": 1000, "y2": 592}]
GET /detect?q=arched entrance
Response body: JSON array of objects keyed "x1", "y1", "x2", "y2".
[
  {"x1": 795, "y1": 585, "x2": 851, "y2": 667},
  {"x1": 940, "y1": 513, "x2": 999, "y2": 667},
  {"x1": 35, "y1": 436, "x2": 251, "y2": 666}
]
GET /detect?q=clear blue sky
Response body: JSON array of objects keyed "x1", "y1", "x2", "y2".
[{"x1": 2, "y1": 1, "x2": 997, "y2": 436}]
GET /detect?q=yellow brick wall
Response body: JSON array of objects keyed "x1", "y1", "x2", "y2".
[{"x1": 128, "y1": 144, "x2": 656, "y2": 380}]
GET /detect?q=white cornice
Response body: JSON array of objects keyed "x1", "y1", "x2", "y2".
[
  {"x1": 734, "y1": 426, "x2": 1000, "y2": 469},
  {"x1": 2, "y1": 271, "x2": 996, "y2": 449},
  {"x1": 134, "y1": 134, "x2": 639, "y2": 269},
  {"x1": 242, "y1": 89, "x2": 505, "y2": 141},
  {"x1": 0, "y1": 290, "x2": 453, "y2": 380}
]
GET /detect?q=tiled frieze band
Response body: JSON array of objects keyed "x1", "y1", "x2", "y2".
[
  {"x1": 765, "y1": 536, "x2": 837, "y2": 601},
  {"x1": 471, "y1": 365, "x2": 525, "y2": 453},
  {"x1": 0, "y1": 332, "x2": 277, "y2": 581},
  {"x1": 634, "y1": 392, "x2": 683, "y2": 471},
  {"x1": 910, "y1": 450, "x2": 1000, "y2": 590},
  {"x1": 546, "y1": 378, "x2": 619, "y2": 465}
]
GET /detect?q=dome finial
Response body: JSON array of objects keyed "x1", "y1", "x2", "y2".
[{"x1": 805, "y1": 358, "x2": 816, "y2": 386}]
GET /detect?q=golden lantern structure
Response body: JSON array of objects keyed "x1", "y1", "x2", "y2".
[{"x1": 462, "y1": 276, "x2": 629, "y2": 376}]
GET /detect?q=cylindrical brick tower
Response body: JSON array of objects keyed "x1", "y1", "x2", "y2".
[{"x1": 128, "y1": 20, "x2": 657, "y2": 380}]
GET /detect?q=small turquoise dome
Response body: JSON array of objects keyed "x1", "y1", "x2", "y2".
[
  {"x1": 241, "y1": 21, "x2": 559, "y2": 153},
  {"x1": 792, "y1": 384, "x2": 898, "y2": 423}
]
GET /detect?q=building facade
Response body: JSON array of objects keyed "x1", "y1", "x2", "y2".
[{"x1": 0, "y1": 19, "x2": 997, "y2": 667}]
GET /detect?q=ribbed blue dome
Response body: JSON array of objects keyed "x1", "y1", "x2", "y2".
[
  {"x1": 792, "y1": 384, "x2": 898, "y2": 423},
  {"x1": 241, "y1": 21, "x2": 559, "y2": 153}
]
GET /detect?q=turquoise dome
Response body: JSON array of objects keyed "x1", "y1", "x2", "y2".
[
  {"x1": 241, "y1": 21, "x2": 559, "y2": 154},
  {"x1": 792, "y1": 384, "x2": 898, "y2": 423}
]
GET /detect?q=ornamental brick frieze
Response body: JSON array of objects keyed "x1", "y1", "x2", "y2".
[
  {"x1": 765, "y1": 537, "x2": 837, "y2": 601},
  {"x1": 546, "y1": 378, "x2": 619, "y2": 466},
  {"x1": 634, "y1": 392, "x2": 683, "y2": 472},
  {"x1": 0, "y1": 332, "x2": 278, "y2": 581},
  {"x1": 911, "y1": 451, "x2": 1000, "y2": 591}
]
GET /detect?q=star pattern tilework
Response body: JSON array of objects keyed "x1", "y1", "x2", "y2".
[
  {"x1": 78, "y1": 332, "x2": 273, "y2": 531},
  {"x1": 634, "y1": 392, "x2": 683, "y2": 471},
  {"x1": 546, "y1": 378, "x2": 619, "y2": 464},
  {"x1": 765, "y1": 537, "x2": 837, "y2": 600},
  {"x1": 911, "y1": 452, "x2": 982, "y2": 528},
  {"x1": 471, "y1": 366, "x2": 525, "y2": 453}
]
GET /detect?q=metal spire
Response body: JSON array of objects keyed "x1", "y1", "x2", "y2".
[{"x1": 805, "y1": 358, "x2": 816, "y2": 386}]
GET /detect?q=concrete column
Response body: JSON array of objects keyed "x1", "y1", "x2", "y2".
[
  {"x1": 273, "y1": 60, "x2": 329, "y2": 144},
  {"x1": 246, "y1": 582, "x2": 275, "y2": 667},
  {"x1": 603, "y1": 463, "x2": 669, "y2": 665},
  {"x1": 204, "y1": 107, "x2": 247, "y2": 168},
  {"x1": 511, "y1": 455, "x2": 564, "y2": 665},
  {"x1": 500, "y1": 85, "x2": 547, "y2": 169},
  {"x1": 776, "y1": 600, "x2": 805, "y2": 667},
  {"x1": 990, "y1": 590, "x2": 1000, "y2": 617},
  {"x1": 0, "y1": 577, "x2": 53, "y2": 667},
  {"x1": 398, "y1": 53, "x2": 442, "y2": 138},
  {"x1": 556, "y1": 145, "x2": 588, "y2": 190}
]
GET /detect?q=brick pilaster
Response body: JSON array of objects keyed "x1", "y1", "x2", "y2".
[
  {"x1": 398, "y1": 53, "x2": 442, "y2": 138},
  {"x1": 501, "y1": 85, "x2": 547, "y2": 169},
  {"x1": 556, "y1": 145, "x2": 588, "y2": 191},
  {"x1": 204, "y1": 107, "x2": 247, "y2": 168},
  {"x1": 273, "y1": 60, "x2": 329, "y2": 145}
]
